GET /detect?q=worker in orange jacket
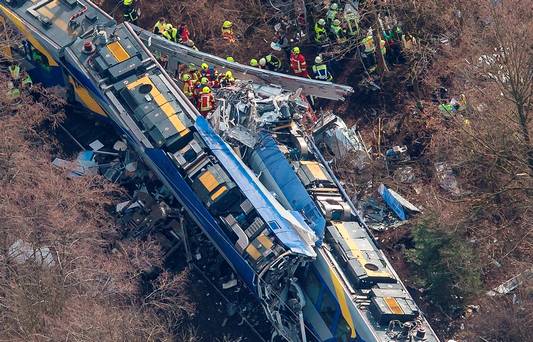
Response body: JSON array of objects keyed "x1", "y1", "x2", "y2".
[
  {"x1": 290, "y1": 47, "x2": 310, "y2": 78},
  {"x1": 198, "y1": 87, "x2": 215, "y2": 117},
  {"x1": 221, "y1": 21, "x2": 236, "y2": 43},
  {"x1": 182, "y1": 74, "x2": 195, "y2": 100}
]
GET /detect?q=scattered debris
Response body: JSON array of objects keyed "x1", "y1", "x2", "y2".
[
  {"x1": 378, "y1": 184, "x2": 421, "y2": 221},
  {"x1": 222, "y1": 279, "x2": 238, "y2": 289},
  {"x1": 361, "y1": 197, "x2": 405, "y2": 231},
  {"x1": 385, "y1": 145, "x2": 409, "y2": 163},
  {"x1": 89, "y1": 139, "x2": 104, "y2": 151},
  {"x1": 486, "y1": 268, "x2": 533, "y2": 296},
  {"x1": 393, "y1": 166, "x2": 416, "y2": 184},
  {"x1": 313, "y1": 114, "x2": 369, "y2": 170},
  {"x1": 52, "y1": 150, "x2": 98, "y2": 178},
  {"x1": 435, "y1": 162, "x2": 462, "y2": 196},
  {"x1": 8, "y1": 239, "x2": 55, "y2": 266}
]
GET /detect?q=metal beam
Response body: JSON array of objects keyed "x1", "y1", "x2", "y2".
[{"x1": 132, "y1": 25, "x2": 354, "y2": 101}]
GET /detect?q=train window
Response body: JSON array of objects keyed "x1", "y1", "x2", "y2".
[
  {"x1": 319, "y1": 289, "x2": 339, "y2": 331},
  {"x1": 335, "y1": 316, "x2": 352, "y2": 342},
  {"x1": 303, "y1": 270, "x2": 321, "y2": 306}
]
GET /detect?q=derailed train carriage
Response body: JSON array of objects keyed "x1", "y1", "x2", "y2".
[
  {"x1": 205, "y1": 83, "x2": 440, "y2": 342},
  {"x1": 0, "y1": 0, "x2": 439, "y2": 340}
]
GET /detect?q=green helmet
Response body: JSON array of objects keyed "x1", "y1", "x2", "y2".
[
  {"x1": 200, "y1": 77, "x2": 209, "y2": 85},
  {"x1": 250, "y1": 59, "x2": 258, "y2": 67},
  {"x1": 318, "y1": 18, "x2": 326, "y2": 26},
  {"x1": 226, "y1": 56, "x2": 235, "y2": 62},
  {"x1": 292, "y1": 46, "x2": 300, "y2": 54},
  {"x1": 223, "y1": 21, "x2": 232, "y2": 29}
]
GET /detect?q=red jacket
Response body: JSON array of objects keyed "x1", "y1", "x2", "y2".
[
  {"x1": 290, "y1": 52, "x2": 309, "y2": 77},
  {"x1": 180, "y1": 25, "x2": 190, "y2": 43},
  {"x1": 198, "y1": 93, "x2": 215, "y2": 114}
]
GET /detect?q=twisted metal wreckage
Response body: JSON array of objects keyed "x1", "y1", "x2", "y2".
[{"x1": 0, "y1": 0, "x2": 439, "y2": 340}]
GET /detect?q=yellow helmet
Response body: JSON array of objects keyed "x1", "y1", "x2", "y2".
[
  {"x1": 250, "y1": 59, "x2": 258, "y2": 67},
  {"x1": 225, "y1": 71, "x2": 233, "y2": 78},
  {"x1": 223, "y1": 21, "x2": 232, "y2": 29},
  {"x1": 226, "y1": 56, "x2": 235, "y2": 62},
  {"x1": 202, "y1": 87, "x2": 211, "y2": 94},
  {"x1": 182, "y1": 74, "x2": 191, "y2": 81},
  {"x1": 201, "y1": 63, "x2": 209, "y2": 70},
  {"x1": 200, "y1": 77, "x2": 209, "y2": 85},
  {"x1": 292, "y1": 46, "x2": 300, "y2": 54}
]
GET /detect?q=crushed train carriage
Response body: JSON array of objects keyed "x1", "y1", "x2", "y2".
[{"x1": 0, "y1": 0, "x2": 439, "y2": 341}]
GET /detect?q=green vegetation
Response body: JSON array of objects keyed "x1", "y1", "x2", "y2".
[{"x1": 407, "y1": 217, "x2": 482, "y2": 313}]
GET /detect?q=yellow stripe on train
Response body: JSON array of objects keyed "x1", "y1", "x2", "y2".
[{"x1": 328, "y1": 267, "x2": 357, "y2": 338}]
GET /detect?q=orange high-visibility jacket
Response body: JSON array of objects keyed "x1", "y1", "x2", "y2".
[{"x1": 199, "y1": 93, "x2": 215, "y2": 112}]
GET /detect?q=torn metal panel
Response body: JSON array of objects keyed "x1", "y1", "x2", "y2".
[
  {"x1": 313, "y1": 114, "x2": 369, "y2": 170},
  {"x1": 487, "y1": 268, "x2": 533, "y2": 296},
  {"x1": 378, "y1": 184, "x2": 420, "y2": 221}
]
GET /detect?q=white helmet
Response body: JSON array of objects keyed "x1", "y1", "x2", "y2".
[
  {"x1": 259, "y1": 58, "x2": 267, "y2": 66},
  {"x1": 330, "y1": 3, "x2": 338, "y2": 10},
  {"x1": 315, "y1": 56, "x2": 323, "y2": 64}
]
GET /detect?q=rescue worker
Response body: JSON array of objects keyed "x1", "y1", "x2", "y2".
[
  {"x1": 7, "y1": 64, "x2": 32, "y2": 98},
  {"x1": 344, "y1": 7, "x2": 359, "y2": 37},
  {"x1": 289, "y1": 47, "x2": 309, "y2": 78},
  {"x1": 200, "y1": 63, "x2": 209, "y2": 78},
  {"x1": 207, "y1": 65, "x2": 219, "y2": 80},
  {"x1": 163, "y1": 24, "x2": 179, "y2": 43},
  {"x1": 330, "y1": 19, "x2": 346, "y2": 42},
  {"x1": 153, "y1": 17, "x2": 167, "y2": 35},
  {"x1": 198, "y1": 87, "x2": 215, "y2": 117},
  {"x1": 314, "y1": 18, "x2": 328, "y2": 44},
  {"x1": 263, "y1": 54, "x2": 282, "y2": 71},
  {"x1": 250, "y1": 59, "x2": 262, "y2": 68},
  {"x1": 179, "y1": 24, "x2": 190, "y2": 43},
  {"x1": 221, "y1": 20, "x2": 236, "y2": 43},
  {"x1": 206, "y1": 66, "x2": 220, "y2": 86},
  {"x1": 193, "y1": 77, "x2": 210, "y2": 104},
  {"x1": 122, "y1": 0, "x2": 139, "y2": 25},
  {"x1": 312, "y1": 56, "x2": 333, "y2": 82},
  {"x1": 361, "y1": 30, "x2": 376, "y2": 71},
  {"x1": 187, "y1": 63, "x2": 200, "y2": 82},
  {"x1": 326, "y1": 3, "x2": 338, "y2": 25},
  {"x1": 273, "y1": 24, "x2": 291, "y2": 61},
  {"x1": 383, "y1": 27, "x2": 402, "y2": 64},
  {"x1": 220, "y1": 70, "x2": 235, "y2": 87},
  {"x1": 182, "y1": 73, "x2": 195, "y2": 100}
]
